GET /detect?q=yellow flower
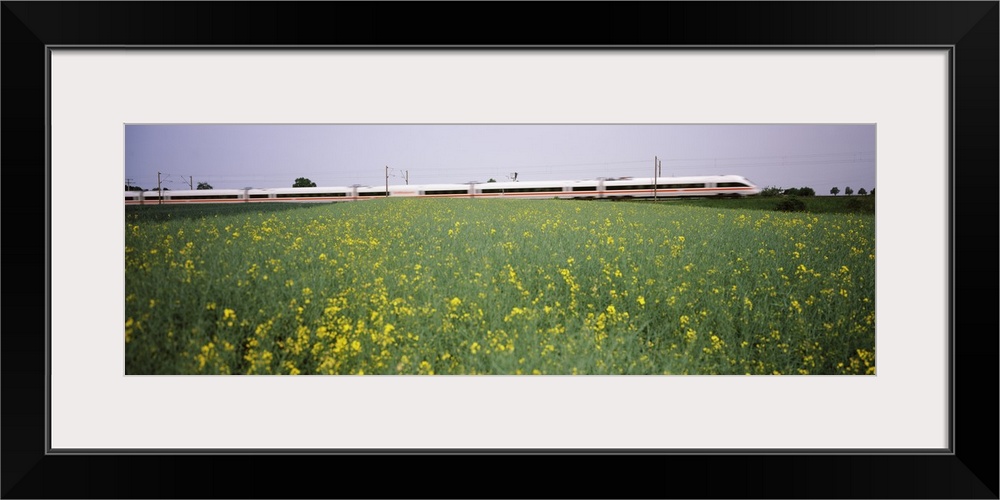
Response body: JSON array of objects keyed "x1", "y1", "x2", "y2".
[
  {"x1": 684, "y1": 329, "x2": 697, "y2": 343},
  {"x1": 450, "y1": 297, "x2": 462, "y2": 308}
]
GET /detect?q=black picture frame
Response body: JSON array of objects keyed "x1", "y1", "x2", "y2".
[{"x1": 3, "y1": 2, "x2": 997, "y2": 498}]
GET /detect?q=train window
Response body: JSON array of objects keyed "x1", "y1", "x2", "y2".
[
  {"x1": 278, "y1": 192, "x2": 346, "y2": 198},
  {"x1": 359, "y1": 191, "x2": 387, "y2": 197},
  {"x1": 424, "y1": 189, "x2": 468, "y2": 195},
  {"x1": 607, "y1": 184, "x2": 653, "y2": 191},
  {"x1": 249, "y1": 194, "x2": 270, "y2": 199},
  {"x1": 170, "y1": 194, "x2": 239, "y2": 200},
  {"x1": 481, "y1": 187, "x2": 558, "y2": 193},
  {"x1": 660, "y1": 183, "x2": 705, "y2": 189},
  {"x1": 717, "y1": 182, "x2": 749, "y2": 188},
  {"x1": 572, "y1": 186, "x2": 597, "y2": 191}
]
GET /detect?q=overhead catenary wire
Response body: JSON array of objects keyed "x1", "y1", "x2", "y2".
[{"x1": 136, "y1": 151, "x2": 876, "y2": 191}]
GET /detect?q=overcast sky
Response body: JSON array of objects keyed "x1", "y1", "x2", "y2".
[{"x1": 125, "y1": 124, "x2": 875, "y2": 194}]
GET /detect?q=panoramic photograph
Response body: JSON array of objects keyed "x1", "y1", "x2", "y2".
[{"x1": 124, "y1": 124, "x2": 876, "y2": 375}]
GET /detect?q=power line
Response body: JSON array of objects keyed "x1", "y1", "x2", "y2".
[
  {"x1": 131, "y1": 151, "x2": 876, "y2": 189},
  {"x1": 657, "y1": 151, "x2": 875, "y2": 163}
]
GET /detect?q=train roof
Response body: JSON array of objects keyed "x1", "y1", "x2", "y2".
[
  {"x1": 139, "y1": 188, "x2": 260, "y2": 196},
  {"x1": 392, "y1": 183, "x2": 467, "y2": 191},
  {"x1": 269, "y1": 186, "x2": 351, "y2": 194}
]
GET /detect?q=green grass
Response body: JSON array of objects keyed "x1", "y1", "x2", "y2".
[
  {"x1": 125, "y1": 198, "x2": 875, "y2": 375},
  {"x1": 665, "y1": 194, "x2": 876, "y2": 214}
]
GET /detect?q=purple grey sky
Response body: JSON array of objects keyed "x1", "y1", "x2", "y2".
[{"x1": 124, "y1": 124, "x2": 875, "y2": 194}]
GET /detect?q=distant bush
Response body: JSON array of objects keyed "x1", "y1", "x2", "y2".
[
  {"x1": 775, "y1": 197, "x2": 807, "y2": 212},
  {"x1": 844, "y1": 197, "x2": 873, "y2": 213},
  {"x1": 759, "y1": 186, "x2": 783, "y2": 197}
]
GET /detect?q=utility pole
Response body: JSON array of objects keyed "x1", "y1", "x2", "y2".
[
  {"x1": 653, "y1": 156, "x2": 663, "y2": 202},
  {"x1": 405, "y1": 170, "x2": 409, "y2": 185},
  {"x1": 189, "y1": 176, "x2": 194, "y2": 190},
  {"x1": 385, "y1": 165, "x2": 389, "y2": 197},
  {"x1": 157, "y1": 171, "x2": 162, "y2": 205}
]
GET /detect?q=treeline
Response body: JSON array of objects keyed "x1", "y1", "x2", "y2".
[
  {"x1": 760, "y1": 186, "x2": 874, "y2": 197},
  {"x1": 760, "y1": 186, "x2": 815, "y2": 197}
]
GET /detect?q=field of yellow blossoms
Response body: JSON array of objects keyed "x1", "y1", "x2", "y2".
[{"x1": 125, "y1": 199, "x2": 875, "y2": 375}]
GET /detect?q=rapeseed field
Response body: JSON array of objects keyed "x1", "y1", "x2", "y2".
[{"x1": 125, "y1": 198, "x2": 875, "y2": 375}]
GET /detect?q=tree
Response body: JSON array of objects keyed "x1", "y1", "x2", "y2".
[
  {"x1": 845, "y1": 186, "x2": 854, "y2": 196},
  {"x1": 870, "y1": 188, "x2": 875, "y2": 196},
  {"x1": 197, "y1": 182, "x2": 213, "y2": 190},
  {"x1": 125, "y1": 184, "x2": 144, "y2": 191},
  {"x1": 487, "y1": 178, "x2": 497, "y2": 183},
  {"x1": 857, "y1": 188, "x2": 867, "y2": 196},
  {"x1": 293, "y1": 177, "x2": 317, "y2": 188},
  {"x1": 830, "y1": 187, "x2": 840, "y2": 196}
]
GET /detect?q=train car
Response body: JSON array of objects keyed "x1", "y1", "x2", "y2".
[
  {"x1": 475, "y1": 180, "x2": 575, "y2": 198},
  {"x1": 406, "y1": 183, "x2": 474, "y2": 198},
  {"x1": 126, "y1": 188, "x2": 258, "y2": 204},
  {"x1": 125, "y1": 190, "x2": 143, "y2": 205},
  {"x1": 602, "y1": 175, "x2": 760, "y2": 198},
  {"x1": 267, "y1": 186, "x2": 352, "y2": 202}
]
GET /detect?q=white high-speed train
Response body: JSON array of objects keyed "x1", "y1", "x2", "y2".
[{"x1": 124, "y1": 175, "x2": 761, "y2": 205}]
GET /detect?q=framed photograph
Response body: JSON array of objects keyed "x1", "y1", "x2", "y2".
[{"x1": 4, "y1": 2, "x2": 996, "y2": 498}]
